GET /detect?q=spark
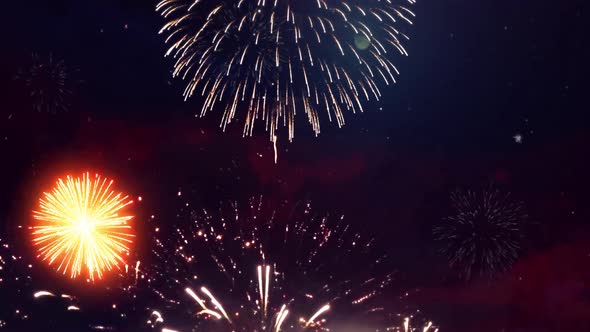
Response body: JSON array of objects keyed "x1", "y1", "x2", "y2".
[
  {"x1": 256, "y1": 265, "x2": 271, "y2": 316},
  {"x1": 274, "y1": 304, "x2": 289, "y2": 332},
  {"x1": 149, "y1": 311, "x2": 164, "y2": 324},
  {"x1": 400, "y1": 317, "x2": 436, "y2": 332},
  {"x1": 200, "y1": 287, "x2": 232, "y2": 322},
  {"x1": 273, "y1": 135, "x2": 278, "y2": 164},
  {"x1": 33, "y1": 291, "x2": 55, "y2": 298},
  {"x1": 305, "y1": 304, "x2": 330, "y2": 326},
  {"x1": 135, "y1": 260, "x2": 141, "y2": 284},
  {"x1": 32, "y1": 172, "x2": 134, "y2": 281}
]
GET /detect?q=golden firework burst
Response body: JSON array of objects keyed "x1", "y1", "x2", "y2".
[{"x1": 32, "y1": 172, "x2": 134, "y2": 281}]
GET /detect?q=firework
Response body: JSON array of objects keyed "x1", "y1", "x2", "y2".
[
  {"x1": 15, "y1": 53, "x2": 76, "y2": 113},
  {"x1": 433, "y1": 186, "x2": 528, "y2": 280},
  {"x1": 157, "y1": 0, "x2": 415, "y2": 142},
  {"x1": 32, "y1": 173, "x2": 134, "y2": 281},
  {"x1": 145, "y1": 196, "x2": 435, "y2": 331}
]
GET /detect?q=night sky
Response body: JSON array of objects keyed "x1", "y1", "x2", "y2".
[{"x1": 1, "y1": 0, "x2": 589, "y2": 331}]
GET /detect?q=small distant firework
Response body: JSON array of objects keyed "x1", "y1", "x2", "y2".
[
  {"x1": 32, "y1": 172, "x2": 134, "y2": 281},
  {"x1": 145, "y1": 196, "x2": 435, "y2": 331},
  {"x1": 433, "y1": 186, "x2": 528, "y2": 280},
  {"x1": 15, "y1": 53, "x2": 76, "y2": 113},
  {"x1": 157, "y1": 0, "x2": 416, "y2": 142}
]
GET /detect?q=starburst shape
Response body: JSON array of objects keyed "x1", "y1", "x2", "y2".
[
  {"x1": 434, "y1": 186, "x2": 528, "y2": 280},
  {"x1": 32, "y1": 173, "x2": 134, "y2": 281}
]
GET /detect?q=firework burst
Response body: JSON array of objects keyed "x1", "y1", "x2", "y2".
[
  {"x1": 433, "y1": 186, "x2": 528, "y2": 280},
  {"x1": 32, "y1": 173, "x2": 134, "y2": 281},
  {"x1": 157, "y1": 0, "x2": 415, "y2": 142},
  {"x1": 15, "y1": 53, "x2": 76, "y2": 113},
  {"x1": 144, "y1": 196, "x2": 435, "y2": 331}
]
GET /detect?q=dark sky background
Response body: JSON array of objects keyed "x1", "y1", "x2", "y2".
[{"x1": 0, "y1": 0, "x2": 589, "y2": 331}]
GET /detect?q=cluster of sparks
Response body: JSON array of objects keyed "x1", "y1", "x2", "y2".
[
  {"x1": 433, "y1": 186, "x2": 528, "y2": 280},
  {"x1": 1, "y1": 192, "x2": 438, "y2": 331},
  {"x1": 142, "y1": 196, "x2": 436, "y2": 331},
  {"x1": 32, "y1": 173, "x2": 135, "y2": 281},
  {"x1": 15, "y1": 53, "x2": 74, "y2": 113},
  {"x1": 182, "y1": 265, "x2": 332, "y2": 331},
  {"x1": 0, "y1": 235, "x2": 34, "y2": 326},
  {"x1": 157, "y1": 0, "x2": 415, "y2": 142}
]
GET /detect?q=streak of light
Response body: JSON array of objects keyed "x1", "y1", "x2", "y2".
[
  {"x1": 305, "y1": 304, "x2": 330, "y2": 326},
  {"x1": 197, "y1": 309, "x2": 222, "y2": 319},
  {"x1": 33, "y1": 291, "x2": 55, "y2": 298},
  {"x1": 201, "y1": 287, "x2": 232, "y2": 322},
  {"x1": 275, "y1": 304, "x2": 289, "y2": 332}
]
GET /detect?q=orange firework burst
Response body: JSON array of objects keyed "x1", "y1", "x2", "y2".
[{"x1": 32, "y1": 172, "x2": 134, "y2": 281}]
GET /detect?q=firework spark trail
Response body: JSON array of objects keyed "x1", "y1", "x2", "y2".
[
  {"x1": 257, "y1": 264, "x2": 271, "y2": 317},
  {"x1": 32, "y1": 173, "x2": 134, "y2": 281},
  {"x1": 186, "y1": 266, "x2": 333, "y2": 330},
  {"x1": 434, "y1": 186, "x2": 528, "y2": 279},
  {"x1": 148, "y1": 310, "x2": 164, "y2": 324},
  {"x1": 274, "y1": 304, "x2": 289, "y2": 331},
  {"x1": 157, "y1": 0, "x2": 416, "y2": 142},
  {"x1": 304, "y1": 303, "x2": 330, "y2": 326},
  {"x1": 32, "y1": 290, "x2": 82, "y2": 313},
  {"x1": 33, "y1": 291, "x2": 55, "y2": 298},
  {"x1": 200, "y1": 286, "x2": 232, "y2": 322}
]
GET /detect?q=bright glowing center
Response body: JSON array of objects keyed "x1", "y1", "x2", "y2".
[{"x1": 78, "y1": 217, "x2": 95, "y2": 234}]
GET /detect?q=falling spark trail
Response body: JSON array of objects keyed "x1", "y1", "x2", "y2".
[
  {"x1": 264, "y1": 265, "x2": 270, "y2": 316},
  {"x1": 274, "y1": 304, "x2": 289, "y2": 332},
  {"x1": 135, "y1": 260, "x2": 141, "y2": 284},
  {"x1": 273, "y1": 135, "x2": 278, "y2": 164},
  {"x1": 305, "y1": 304, "x2": 330, "y2": 326},
  {"x1": 201, "y1": 287, "x2": 232, "y2": 322},
  {"x1": 197, "y1": 309, "x2": 222, "y2": 319},
  {"x1": 150, "y1": 311, "x2": 164, "y2": 324},
  {"x1": 33, "y1": 291, "x2": 55, "y2": 298}
]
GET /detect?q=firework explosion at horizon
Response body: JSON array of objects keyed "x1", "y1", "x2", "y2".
[
  {"x1": 157, "y1": 0, "x2": 416, "y2": 143},
  {"x1": 0, "y1": 192, "x2": 437, "y2": 332},
  {"x1": 141, "y1": 195, "x2": 436, "y2": 331}
]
